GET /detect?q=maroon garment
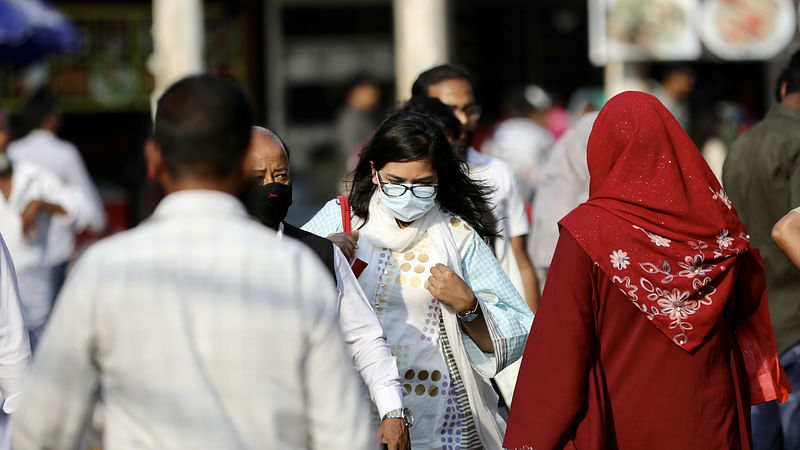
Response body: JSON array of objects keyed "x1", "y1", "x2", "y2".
[
  {"x1": 564, "y1": 91, "x2": 756, "y2": 352},
  {"x1": 557, "y1": 91, "x2": 788, "y2": 403},
  {"x1": 504, "y1": 230, "x2": 750, "y2": 450}
]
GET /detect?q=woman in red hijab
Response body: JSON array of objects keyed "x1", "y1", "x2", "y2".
[{"x1": 504, "y1": 91, "x2": 790, "y2": 450}]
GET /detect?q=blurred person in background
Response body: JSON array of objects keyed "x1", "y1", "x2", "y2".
[
  {"x1": 652, "y1": 64, "x2": 695, "y2": 131},
  {"x1": 505, "y1": 91, "x2": 789, "y2": 450},
  {"x1": 0, "y1": 107, "x2": 30, "y2": 449},
  {"x1": 0, "y1": 107, "x2": 93, "y2": 349},
  {"x1": 565, "y1": 87, "x2": 604, "y2": 121},
  {"x1": 7, "y1": 88, "x2": 107, "y2": 296},
  {"x1": 723, "y1": 50, "x2": 800, "y2": 450},
  {"x1": 528, "y1": 111, "x2": 598, "y2": 290},
  {"x1": 412, "y1": 65, "x2": 539, "y2": 409},
  {"x1": 336, "y1": 74, "x2": 383, "y2": 170},
  {"x1": 245, "y1": 126, "x2": 409, "y2": 450},
  {"x1": 482, "y1": 84, "x2": 554, "y2": 205},
  {"x1": 412, "y1": 65, "x2": 539, "y2": 315},
  {"x1": 0, "y1": 231, "x2": 31, "y2": 450},
  {"x1": 11, "y1": 74, "x2": 370, "y2": 450},
  {"x1": 695, "y1": 107, "x2": 726, "y2": 185},
  {"x1": 302, "y1": 111, "x2": 533, "y2": 449}
]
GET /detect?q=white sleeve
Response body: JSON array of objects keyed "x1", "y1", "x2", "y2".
[
  {"x1": 34, "y1": 169, "x2": 95, "y2": 231},
  {"x1": 333, "y1": 246, "x2": 404, "y2": 418},
  {"x1": 0, "y1": 235, "x2": 30, "y2": 413},
  {"x1": 300, "y1": 250, "x2": 371, "y2": 450},
  {"x1": 503, "y1": 166, "x2": 531, "y2": 238},
  {"x1": 61, "y1": 147, "x2": 106, "y2": 233}
]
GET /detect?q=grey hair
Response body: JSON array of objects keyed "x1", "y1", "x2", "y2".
[{"x1": 251, "y1": 126, "x2": 289, "y2": 158}]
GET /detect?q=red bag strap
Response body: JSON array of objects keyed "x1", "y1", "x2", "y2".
[{"x1": 337, "y1": 195, "x2": 351, "y2": 235}]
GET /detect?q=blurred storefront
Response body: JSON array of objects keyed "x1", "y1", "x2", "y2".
[
  {"x1": 0, "y1": 0, "x2": 798, "y2": 231},
  {"x1": 0, "y1": 0, "x2": 262, "y2": 230}
]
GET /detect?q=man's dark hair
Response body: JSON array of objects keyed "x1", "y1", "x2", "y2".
[
  {"x1": 154, "y1": 74, "x2": 253, "y2": 179},
  {"x1": 782, "y1": 49, "x2": 800, "y2": 98},
  {"x1": 411, "y1": 64, "x2": 473, "y2": 97},
  {"x1": 400, "y1": 96, "x2": 462, "y2": 143},
  {"x1": 18, "y1": 87, "x2": 58, "y2": 136}
]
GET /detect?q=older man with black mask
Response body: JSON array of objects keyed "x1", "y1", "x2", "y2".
[
  {"x1": 244, "y1": 126, "x2": 410, "y2": 450},
  {"x1": 12, "y1": 75, "x2": 371, "y2": 449}
]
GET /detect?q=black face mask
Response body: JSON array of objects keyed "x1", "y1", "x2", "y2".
[{"x1": 244, "y1": 182, "x2": 293, "y2": 229}]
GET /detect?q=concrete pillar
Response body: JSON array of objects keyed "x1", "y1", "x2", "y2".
[
  {"x1": 393, "y1": 0, "x2": 449, "y2": 101},
  {"x1": 148, "y1": 0, "x2": 204, "y2": 116},
  {"x1": 264, "y1": 0, "x2": 285, "y2": 134},
  {"x1": 604, "y1": 61, "x2": 648, "y2": 99}
]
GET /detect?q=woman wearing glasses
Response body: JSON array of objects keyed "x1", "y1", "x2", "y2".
[{"x1": 303, "y1": 111, "x2": 533, "y2": 450}]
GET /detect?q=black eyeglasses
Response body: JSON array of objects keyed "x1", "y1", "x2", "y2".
[{"x1": 376, "y1": 171, "x2": 438, "y2": 198}]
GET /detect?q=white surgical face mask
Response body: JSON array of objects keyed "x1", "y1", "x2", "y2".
[
  {"x1": 375, "y1": 171, "x2": 437, "y2": 222},
  {"x1": 378, "y1": 188, "x2": 437, "y2": 222}
]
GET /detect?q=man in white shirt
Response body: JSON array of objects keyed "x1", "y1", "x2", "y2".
[
  {"x1": 245, "y1": 127, "x2": 409, "y2": 450},
  {"x1": 7, "y1": 88, "x2": 107, "y2": 293},
  {"x1": 11, "y1": 74, "x2": 371, "y2": 449},
  {"x1": 0, "y1": 110, "x2": 94, "y2": 347},
  {"x1": 0, "y1": 231, "x2": 32, "y2": 450},
  {"x1": 528, "y1": 112, "x2": 597, "y2": 287},
  {"x1": 412, "y1": 65, "x2": 539, "y2": 314}
]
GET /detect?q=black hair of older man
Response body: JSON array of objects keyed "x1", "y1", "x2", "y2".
[{"x1": 154, "y1": 74, "x2": 253, "y2": 179}]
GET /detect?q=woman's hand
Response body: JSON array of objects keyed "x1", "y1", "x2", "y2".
[
  {"x1": 426, "y1": 263, "x2": 477, "y2": 313},
  {"x1": 427, "y1": 263, "x2": 493, "y2": 352},
  {"x1": 326, "y1": 230, "x2": 359, "y2": 261}
]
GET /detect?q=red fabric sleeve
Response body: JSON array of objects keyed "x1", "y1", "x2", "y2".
[
  {"x1": 504, "y1": 230, "x2": 597, "y2": 450},
  {"x1": 734, "y1": 249, "x2": 791, "y2": 404}
]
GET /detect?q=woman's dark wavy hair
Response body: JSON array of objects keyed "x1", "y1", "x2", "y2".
[{"x1": 349, "y1": 111, "x2": 497, "y2": 239}]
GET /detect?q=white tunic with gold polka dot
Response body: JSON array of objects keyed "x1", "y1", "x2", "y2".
[{"x1": 303, "y1": 198, "x2": 534, "y2": 450}]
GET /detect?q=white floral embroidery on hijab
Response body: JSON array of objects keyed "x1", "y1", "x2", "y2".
[
  {"x1": 610, "y1": 250, "x2": 630, "y2": 270},
  {"x1": 633, "y1": 225, "x2": 671, "y2": 247},
  {"x1": 709, "y1": 186, "x2": 732, "y2": 209}
]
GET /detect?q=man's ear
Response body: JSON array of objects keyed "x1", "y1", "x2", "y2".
[
  {"x1": 781, "y1": 81, "x2": 788, "y2": 102},
  {"x1": 145, "y1": 138, "x2": 164, "y2": 179}
]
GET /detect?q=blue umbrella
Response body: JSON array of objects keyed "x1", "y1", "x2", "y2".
[{"x1": 0, "y1": 0, "x2": 82, "y2": 66}]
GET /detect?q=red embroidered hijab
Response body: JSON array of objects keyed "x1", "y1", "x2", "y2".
[{"x1": 560, "y1": 91, "x2": 789, "y2": 403}]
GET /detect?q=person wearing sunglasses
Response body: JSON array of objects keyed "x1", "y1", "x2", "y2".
[{"x1": 303, "y1": 111, "x2": 533, "y2": 449}]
